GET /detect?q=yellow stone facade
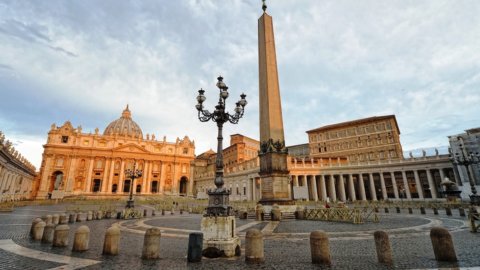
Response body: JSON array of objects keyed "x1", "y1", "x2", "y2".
[
  {"x1": 35, "y1": 106, "x2": 195, "y2": 199},
  {"x1": 307, "y1": 115, "x2": 403, "y2": 162}
]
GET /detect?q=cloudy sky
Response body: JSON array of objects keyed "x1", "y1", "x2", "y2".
[{"x1": 1, "y1": 0, "x2": 479, "y2": 169}]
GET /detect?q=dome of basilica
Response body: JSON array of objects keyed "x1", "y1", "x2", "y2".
[{"x1": 103, "y1": 105, "x2": 143, "y2": 138}]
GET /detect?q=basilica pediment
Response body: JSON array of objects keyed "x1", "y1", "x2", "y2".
[{"x1": 113, "y1": 143, "x2": 151, "y2": 154}]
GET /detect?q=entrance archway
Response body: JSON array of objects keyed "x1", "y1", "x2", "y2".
[{"x1": 179, "y1": 177, "x2": 188, "y2": 195}]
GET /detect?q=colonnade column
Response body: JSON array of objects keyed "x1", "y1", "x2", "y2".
[
  {"x1": 426, "y1": 169, "x2": 437, "y2": 199},
  {"x1": 390, "y1": 172, "x2": 399, "y2": 199},
  {"x1": 368, "y1": 173, "x2": 377, "y2": 201},
  {"x1": 85, "y1": 159, "x2": 95, "y2": 193},
  {"x1": 293, "y1": 175, "x2": 299, "y2": 187},
  {"x1": 338, "y1": 175, "x2": 346, "y2": 202},
  {"x1": 118, "y1": 160, "x2": 125, "y2": 193},
  {"x1": 379, "y1": 173, "x2": 387, "y2": 200},
  {"x1": 358, "y1": 174, "x2": 367, "y2": 200},
  {"x1": 311, "y1": 175, "x2": 319, "y2": 201},
  {"x1": 347, "y1": 174, "x2": 356, "y2": 201},
  {"x1": 401, "y1": 171, "x2": 411, "y2": 199},
  {"x1": 251, "y1": 178, "x2": 255, "y2": 201},
  {"x1": 107, "y1": 160, "x2": 115, "y2": 194},
  {"x1": 329, "y1": 175, "x2": 337, "y2": 202},
  {"x1": 320, "y1": 175, "x2": 327, "y2": 201},
  {"x1": 141, "y1": 161, "x2": 149, "y2": 194},
  {"x1": 413, "y1": 170, "x2": 424, "y2": 199},
  {"x1": 439, "y1": 169, "x2": 446, "y2": 181},
  {"x1": 101, "y1": 159, "x2": 111, "y2": 193}
]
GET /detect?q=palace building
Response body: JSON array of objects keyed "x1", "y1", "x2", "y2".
[
  {"x1": 307, "y1": 115, "x2": 403, "y2": 162},
  {"x1": 35, "y1": 106, "x2": 195, "y2": 199}
]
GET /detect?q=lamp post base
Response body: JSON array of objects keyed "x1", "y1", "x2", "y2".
[
  {"x1": 470, "y1": 194, "x2": 480, "y2": 206},
  {"x1": 201, "y1": 216, "x2": 241, "y2": 258},
  {"x1": 126, "y1": 199, "x2": 135, "y2": 209}
]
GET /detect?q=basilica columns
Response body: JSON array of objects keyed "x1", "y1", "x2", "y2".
[
  {"x1": 426, "y1": 169, "x2": 437, "y2": 199},
  {"x1": 401, "y1": 171, "x2": 411, "y2": 199},
  {"x1": 338, "y1": 175, "x2": 346, "y2": 202},
  {"x1": 368, "y1": 173, "x2": 377, "y2": 201},
  {"x1": 413, "y1": 170, "x2": 424, "y2": 199}
]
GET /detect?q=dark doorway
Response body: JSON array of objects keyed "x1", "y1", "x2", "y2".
[
  {"x1": 151, "y1": 181, "x2": 158, "y2": 193},
  {"x1": 112, "y1": 184, "x2": 118, "y2": 193},
  {"x1": 136, "y1": 184, "x2": 141, "y2": 193},
  {"x1": 92, "y1": 179, "x2": 101, "y2": 192},
  {"x1": 124, "y1": 180, "x2": 131, "y2": 193},
  {"x1": 179, "y1": 177, "x2": 188, "y2": 195}
]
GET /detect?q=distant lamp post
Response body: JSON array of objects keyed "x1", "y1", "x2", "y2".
[
  {"x1": 449, "y1": 137, "x2": 480, "y2": 206},
  {"x1": 196, "y1": 75, "x2": 247, "y2": 216},
  {"x1": 125, "y1": 162, "x2": 143, "y2": 208}
]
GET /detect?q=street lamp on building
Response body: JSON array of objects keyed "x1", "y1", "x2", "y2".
[
  {"x1": 196, "y1": 75, "x2": 247, "y2": 216},
  {"x1": 125, "y1": 162, "x2": 143, "y2": 208},
  {"x1": 449, "y1": 137, "x2": 480, "y2": 206}
]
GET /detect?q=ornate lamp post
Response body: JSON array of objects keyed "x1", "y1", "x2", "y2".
[
  {"x1": 125, "y1": 162, "x2": 143, "y2": 208},
  {"x1": 196, "y1": 76, "x2": 247, "y2": 216},
  {"x1": 449, "y1": 137, "x2": 480, "y2": 206}
]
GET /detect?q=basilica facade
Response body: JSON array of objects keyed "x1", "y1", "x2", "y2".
[{"x1": 35, "y1": 106, "x2": 195, "y2": 199}]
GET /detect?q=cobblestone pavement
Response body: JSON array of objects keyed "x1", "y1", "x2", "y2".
[{"x1": 0, "y1": 203, "x2": 479, "y2": 269}]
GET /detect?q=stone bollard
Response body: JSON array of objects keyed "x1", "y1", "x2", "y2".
[
  {"x1": 144, "y1": 209, "x2": 147, "y2": 217},
  {"x1": 73, "y1": 225, "x2": 90, "y2": 252},
  {"x1": 142, "y1": 228, "x2": 162, "y2": 259},
  {"x1": 445, "y1": 207, "x2": 452, "y2": 216},
  {"x1": 310, "y1": 230, "x2": 331, "y2": 265},
  {"x1": 408, "y1": 208, "x2": 413, "y2": 214},
  {"x1": 42, "y1": 223, "x2": 55, "y2": 243},
  {"x1": 420, "y1": 207, "x2": 426, "y2": 215},
  {"x1": 374, "y1": 231, "x2": 393, "y2": 265},
  {"x1": 245, "y1": 229, "x2": 264, "y2": 263},
  {"x1": 30, "y1": 218, "x2": 43, "y2": 237},
  {"x1": 103, "y1": 225, "x2": 121, "y2": 255},
  {"x1": 180, "y1": 209, "x2": 183, "y2": 215},
  {"x1": 255, "y1": 204, "x2": 264, "y2": 221},
  {"x1": 152, "y1": 210, "x2": 156, "y2": 216},
  {"x1": 162, "y1": 209, "x2": 165, "y2": 216},
  {"x1": 76, "y1": 213, "x2": 83, "y2": 222},
  {"x1": 69, "y1": 213, "x2": 77, "y2": 224},
  {"x1": 384, "y1": 207, "x2": 389, "y2": 213},
  {"x1": 171, "y1": 207, "x2": 175, "y2": 215},
  {"x1": 41, "y1": 215, "x2": 48, "y2": 223},
  {"x1": 295, "y1": 206, "x2": 305, "y2": 220},
  {"x1": 53, "y1": 224, "x2": 70, "y2": 247},
  {"x1": 116, "y1": 212, "x2": 122, "y2": 219},
  {"x1": 97, "y1": 210, "x2": 103, "y2": 220},
  {"x1": 271, "y1": 204, "x2": 281, "y2": 221},
  {"x1": 433, "y1": 208, "x2": 438, "y2": 215},
  {"x1": 52, "y1": 214, "x2": 60, "y2": 225},
  {"x1": 45, "y1": 215, "x2": 52, "y2": 224},
  {"x1": 396, "y1": 207, "x2": 400, "y2": 213},
  {"x1": 430, "y1": 227, "x2": 457, "y2": 262},
  {"x1": 459, "y1": 208, "x2": 466, "y2": 217},
  {"x1": 33, "y1": 221, "x2": 46, "y2": 241},
  {"x1": 59, "y1": 214, "x2": 68, "y2": 224},
  {"x1": 187, "y1": 232, "x2": 203, "y2": 263},
  {"x1": 87, "y1": 211, "x2": 93, "y2": 221}
]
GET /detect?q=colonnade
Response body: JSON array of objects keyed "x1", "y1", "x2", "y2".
[{"x1": 290, "y1": 167, "x2": 454, "y2": 202}]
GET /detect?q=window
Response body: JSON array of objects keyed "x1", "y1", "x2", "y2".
[
  {"x1": 183, "y1": 148, "x2": 189, "y2": 154},
  {"x1": 61, "y1": 136, "x2": 69, "y2": 143},
  {"x1": 83, "y1": 140, "x2": 89, "y2": 146}
]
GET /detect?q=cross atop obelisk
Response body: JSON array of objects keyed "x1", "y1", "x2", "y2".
[{"x1": 258, "y1": 1, "x2": 291, "y2": 204}]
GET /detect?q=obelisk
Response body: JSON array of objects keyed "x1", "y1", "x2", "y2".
[{"x1": 258, "y1": 1, "x2": 291, "y2": 205}]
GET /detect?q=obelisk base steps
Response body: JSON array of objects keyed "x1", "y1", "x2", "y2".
[{"x1": 201, "y1": 216, "x2": 241, "y2": 258}]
